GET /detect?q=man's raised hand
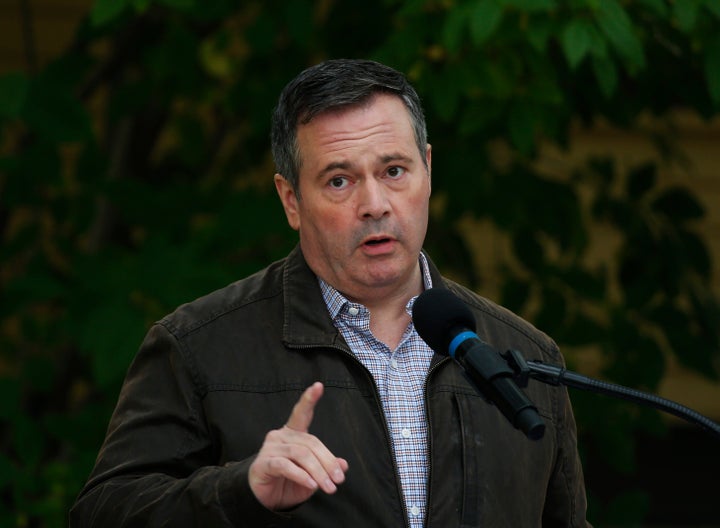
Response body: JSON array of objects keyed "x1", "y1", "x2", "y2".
[{"x1": 248, "y1": 382, "x2": 349, "y2": 511}]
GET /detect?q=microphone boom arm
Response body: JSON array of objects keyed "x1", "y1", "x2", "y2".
[{"x1": 503, "y1": 349, "x2": 720, "y2": 441}]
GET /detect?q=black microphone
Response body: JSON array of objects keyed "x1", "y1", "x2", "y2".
[{"x1": 412, "y1": 288, "x2": 545, "y2": 440}]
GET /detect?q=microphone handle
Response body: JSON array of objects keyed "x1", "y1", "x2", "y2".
[{"x1": 456, "y1": 339, "x2": 546, "y2": 440}]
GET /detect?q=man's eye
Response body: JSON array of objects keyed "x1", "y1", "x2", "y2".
[
  {"x1": 387, "y1": 166, "x2": 406, "y2": 178},
  {"x1": 329, "y1": 176, "x2": 348, "y2": 189}
]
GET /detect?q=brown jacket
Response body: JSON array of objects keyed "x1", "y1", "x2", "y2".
[{"x1": 70, "y1": 245, "x2": 590, "y2": 527}]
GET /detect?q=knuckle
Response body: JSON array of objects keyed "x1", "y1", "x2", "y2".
[
  {"x1": 264, "y1": 429, "x2": 282, "y2": 443},
  {"x1": 265, "y1": 456, "x2": 286, "y2": 472},
  {"x1": 287, "y1": 443, "x2": 312, "y2": 459}
]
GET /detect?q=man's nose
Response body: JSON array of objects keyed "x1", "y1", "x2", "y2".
[{"x1": 358, "y1": 178, "x2": 391, "y2": 220}]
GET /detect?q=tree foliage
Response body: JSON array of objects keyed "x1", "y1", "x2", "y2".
[{"x1": 1, "y1": 0, "x2": 719, "y2": 525}]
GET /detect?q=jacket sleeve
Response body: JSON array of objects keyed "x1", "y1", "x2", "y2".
[
  {"x1": 542, "y1": 382, "x2": 592, "y2": 528},
  {"x1": 69, "y1": 323, "x2": 287, "y2": 527}
]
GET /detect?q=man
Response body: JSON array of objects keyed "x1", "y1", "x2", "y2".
[{"x1": 70, "y1": 59, "x2": 590, "y2": 526}]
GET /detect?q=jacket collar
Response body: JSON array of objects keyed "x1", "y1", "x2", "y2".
[
  {"x1": 280, "y1": 244, "x2": 447, "y2": 352},
  {"x1": 281, "y1": 245, "x2": 346, "y2": 350}
]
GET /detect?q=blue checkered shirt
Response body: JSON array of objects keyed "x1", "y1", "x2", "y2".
[{"x1": 319, "y1": 254, "x2": 434, "y2": 528}]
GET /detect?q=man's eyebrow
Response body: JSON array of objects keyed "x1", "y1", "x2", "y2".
[
  {"x1": 381, "y1": 153, "x2": 414, "y2": 164},
  {"x1": 318, "y1": 161, "x2": 352, "y2": 179}
]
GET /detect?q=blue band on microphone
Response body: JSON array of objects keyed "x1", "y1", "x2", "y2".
[{"x1": 449, "y1": 331, "x2": 476, "y2": 358}]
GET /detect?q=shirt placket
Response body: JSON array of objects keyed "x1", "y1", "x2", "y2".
[{"x1": 387, "y1": 336, "x2": 427, "y2": 527}]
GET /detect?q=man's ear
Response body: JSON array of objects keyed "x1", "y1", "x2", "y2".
[{"x1": 274, "y1": 174, "x2": 300, "y2": 231}]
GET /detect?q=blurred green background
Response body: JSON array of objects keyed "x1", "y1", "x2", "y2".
[{"x1": 2, "y1": 0, "x2": 720, "y2": 526}]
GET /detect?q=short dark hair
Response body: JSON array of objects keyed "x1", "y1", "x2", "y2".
[{"x1": 271, "y1": 59, "x2": 427, "y2": 195}]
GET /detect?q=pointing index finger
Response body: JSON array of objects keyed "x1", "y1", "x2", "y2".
[{"x1": 285, "y1": 381, "x2": 324, "y2": 433}]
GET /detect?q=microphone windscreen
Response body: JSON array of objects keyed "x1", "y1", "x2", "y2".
[{"x1": 412, "y1": 288, "x2": 476, "y2": 355}]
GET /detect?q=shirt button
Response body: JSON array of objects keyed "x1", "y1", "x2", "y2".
[
  {"x1": 401, "y1": 428, "x2": 412, "y2": 439},
  {"x1": 410, "y1": 506, "x2": 420, "y2": 516},
  {"x1": 390, "y1": 359, "x2": 399, "y2": 369},
  {"x1": 348, "y1": 307, "x2": 359, "y2": 316}
]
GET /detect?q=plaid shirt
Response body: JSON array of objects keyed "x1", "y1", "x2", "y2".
[{"x1": 319, "y1": 254, "x2": 434, "y2": 528}]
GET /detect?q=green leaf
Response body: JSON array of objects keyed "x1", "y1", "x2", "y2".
[
  {"x1": 704, "y1": 36, "x2": 720, "y2": 106},
  {"x1": 677, "y1": 229, "x2": 711, "y2": 278},
  {"x1": 428, "y1": 66, "x2": 465, "y2": 122},
  {"x1": 637, "y1": 0, "x2": 669, "y2": 17},
  {"x1": 657, "y1": 305, "x2": 717, "y2": 374},
  {"x1": 586, "y1": 23, "x2": 609, "y2": 59},
  {"x1": 672, "y1": 0, "x2": 700, "y2": 32},
  {"x1": 458, "y1": 98, "x2": 504, "y2": 134},
  {"x1": 562, "y1": 19, "x2": 593, "y2": 69},
  {"x1": 502, "y1": 0, "x2": 556, "y2": 12},
  {"x1": 132, "y1": 0, "x2": 151, "y2": 10},
  {"x1": 469, "y1": 0, "x2": 503, "y2": 46},
  {"x1": 619, "y1": 247, "x2": 658, "y2": 307},
  {"x1": 90, "y1": 0, "x2": 131, "y2": 27},
  {"x1": 507, "y1": 101, "x2": 537, "y2": 154},
  {"x1": 651, "y1": 187, "x2": 705, "y2": 221},
  {"x1": 704, "y1": 0, "x2": 720, "y2": 19},
  {"x1": 431, "y1": 81, "x2": 460, "y2": 122},
  {"x1": 526, "y1": 17, "x2": 553, "y2": 52},
  {"x1": 592, "y1": 55, "x2": 618, "y2": 98},
  {"x1": 0, "y1": 72, "x2": 29, "y2": 118},
  {"x1": 594, "y1": 0, "x2": 645, "y2": 71},
  {"x1": 396, "y1": 0, "x2": 427, "y2": 16},
  {"x1": 442, "y1": 4, "x2": 470, "y2": 55}
]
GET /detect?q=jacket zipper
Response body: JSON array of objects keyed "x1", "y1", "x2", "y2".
[{"x1": 422, "y1": 356, "x2": 450, "y2": 528}]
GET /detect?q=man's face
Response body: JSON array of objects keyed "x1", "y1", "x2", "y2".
[{"x1": 275, "y1": 94, "x2": 432, "y2": 304}]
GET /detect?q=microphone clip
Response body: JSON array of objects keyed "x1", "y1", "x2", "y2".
[{"x1": 501, "y1": 349, "x2": 532, "y2": 388}]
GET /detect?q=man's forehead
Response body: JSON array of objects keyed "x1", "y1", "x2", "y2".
[{"x1": 298, "y1": 92, "x2": 405, "y2": 126}]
